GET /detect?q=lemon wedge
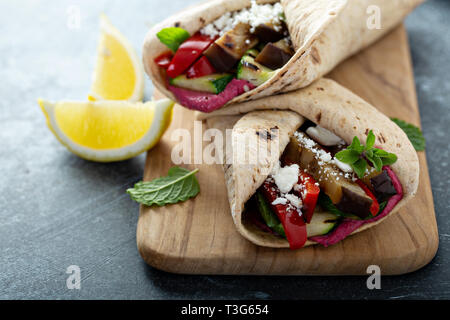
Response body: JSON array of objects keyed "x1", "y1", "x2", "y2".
[
  {"x1": 38, "y1": 98, "x2": 174, "y2": 162},
  {"x1": 89, "y1": 14, "x2": 144, "y2": 102}
]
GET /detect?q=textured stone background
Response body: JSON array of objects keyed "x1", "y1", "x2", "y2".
[{"x1": 0, "y1": 0, "x2": 449, "y2": 299}]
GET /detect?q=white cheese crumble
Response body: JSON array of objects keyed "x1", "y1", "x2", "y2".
[
  {"x1": 284, "y1": 193, "x2": 302, "y2": 209},
  {"x1": 200, "y1": 0, "x2": 284, "y2": 37},
  {"x1": 272, "y1": 197, "x2": 287, "y2": 205},
  {"x1": 271, "y1": 161, "x2": 299, "y2": 193},
  {"x1": 306, "y1": 125, "x2": 345, "y2": 146},
  {"x1": 333, "y1": 158, "x2": 353, "y2": 173},
  {"x1": 319, "y1": 152, "x2": 332, "y2": 163}
]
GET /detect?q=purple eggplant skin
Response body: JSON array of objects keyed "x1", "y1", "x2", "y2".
[
  {"x1": 255, "y1": 42, "x2": 293, "y2": 69},
  {"x1": 253, "y1": 23, "x2": 288, "y2": 43},
  {"x1": 335, "y1": 186, "x2": 373, "y2": 219},
  {"x1": 203, "y1": 43, "x2": 239, "y2": 72},
  {"x1": 370, "y1": 170, "x2": 397, "y2": 202}
]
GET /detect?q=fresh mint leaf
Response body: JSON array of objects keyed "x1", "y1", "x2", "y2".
[
  {"x1": 365, "y1": 130, "x2": 375, "y2": 150},
  {"x1": 350, "y1": 136, "x2": 364, "y2": 153},
  {"x1": 352, "y1": 158, "x2": 367, "y2": 179},
  {"x1": 367, "y1": 153, "x2": 382, "y2": 172},
  {"x1": 127, "y1": 167, "x2": 199, "y2": 206},
  {"x1": 335, "y1": 130, "x2": 398, "y2": 178},
  {"x1": 335, "y1": 149, "x2": 360, "y2": 164},
  {"x1": 372, "y1": 148, "x2": 389, "y2": 157},
  {"x1": 391, "y1": 118, "x2": 426, "y2": 151},
  {"x1": 379, "y1": 153, "x2": 398, "y2": 166},
  {"x1": 156, "y1": 27, "x2": 190, "y2": 52}
]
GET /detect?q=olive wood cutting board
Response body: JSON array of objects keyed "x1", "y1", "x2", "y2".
[{"x1": 137, "y1": 25, "x2": 438, "y2": 275}]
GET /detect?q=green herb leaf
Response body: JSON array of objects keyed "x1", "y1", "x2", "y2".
[
  {"x1": 352, "y1": 158, "x2": 367, "y2": 179},
  {"x1": 335, "y1": 149, "x2": 360, "y2": 164},
  {"x1": 127, "y1": 167, "x2": 200, "y2": 206},
  {"x1": 379, "y1": 153, "x2": 398, "y2": 166},
  {"x1": 391, "y1": 118, "x2": 426, "y2": 151},
  {"x1": 365, "y1": 130, "x2": 375, "y2": 150},
  {"x1": 366, "y1": 153, "x2": 382, "y2": 172},
  {"x1": 156, "y1": 27, "x2": 190, "y2": 52},
  {"x1": 372, "y1": 148, "x2": 388, "y2": 157},
  {"x1": 350, "y1": 136, "x2": 365, "y2": 153},
  {"x1": 334, "y1": 130, "x2": 398, "y2": 178}
]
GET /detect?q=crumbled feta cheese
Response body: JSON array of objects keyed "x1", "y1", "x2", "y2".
[
  {"x1": 294, "y1": 131, "x2": 333, "y2": 164},
  {"x1": 284, "y1": 194, "x2": 302, "y2": 209},
  {"x1": 271, "y1": 161, "x2": 299, "y2": 193},
  {"x1": 200, "y1": 0, "x2": 284, "y2": 36},
  {"x1": 214, "y1": 12, "x2": 233, "y2": 30},
  {"x1": 201, "y1": 24, "x2": 220, "y2": 38},
  {"x1": 319, "y1": 152, "x2": 332, "y2": 163},
  {"x1": 306, "y1": 125, "x2": 345, "y2": 146},
  {"x1": 272, "y1": 197, "x2": 287, "y2": 205}
]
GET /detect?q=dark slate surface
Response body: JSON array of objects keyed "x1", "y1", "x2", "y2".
[{"x1": 0, "y1": 0, "x2": 449, "y2": 300}]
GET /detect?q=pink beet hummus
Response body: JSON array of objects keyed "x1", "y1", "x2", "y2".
[
  {"x1": 309, "y1": 166, "x2": 403, "y2": 247},
  {"x1": 169, "y1": 79, "x2": 255, "y2": 113}
]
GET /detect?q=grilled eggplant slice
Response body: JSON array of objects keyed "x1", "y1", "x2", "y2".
[
  {"x1": 370, "y1": 170, "x2": 397, "y2": 202},
  {"x1": 255, "y1": 38, "x2": 293, "y2": 69},
  {"x1": 253, "y1": 22, "x2": 288, "y2": 43},
  {"x1": 204, "y1": 23, "x2": 258, "y2": 72}
]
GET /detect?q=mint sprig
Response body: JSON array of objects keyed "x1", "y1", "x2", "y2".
[
  {"x1": 127, "y1": 167, "x2": 200, "y2": 206},
  {"x1": 335, "y1": 130, "x2": 398, "y2": 179},
  {"x1": 156, "y1": 27, "x2": 190, "y2": 52},
  {"x1": 391, "y1": 118, "x2": 425, "y2": 151}
]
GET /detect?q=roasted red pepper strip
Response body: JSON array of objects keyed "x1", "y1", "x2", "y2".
[
  {"x1": 166, "y1": 33, "x2": 216, "y2": 79},
  {"x1": 296, "y1": 171, "x2": 320, "y2": 223},
  {"x1": 154, "y1": 51, "x2": 173, "y2": 69},
  {"x1": 356, "y1": 179, "x2": 380, "y2": 216},
  {"x1": 282, "y1": 159, "x2": 320, "y2": 224},
  {"x1": 186, "y1": 56, "x2": 216, "y2": 78},
  {"x1": 261, "y1": 180, "x2": 307, "y2": 250}
]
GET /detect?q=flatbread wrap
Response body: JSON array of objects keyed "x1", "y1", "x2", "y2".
[
  {"x1": 143, "y1": 0, "x2": 424, "y2": 113},
  {"x1": 200, "y1": 79, "x2": 419, "y2": 249}
]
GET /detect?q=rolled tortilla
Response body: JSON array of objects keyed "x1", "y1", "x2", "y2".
[
  {"x1": 202, "y1": 78, "x2": 419, "y2": 248},
  {"x1": 143, "y1": 0, "x2": 424, "y2": 111}
]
